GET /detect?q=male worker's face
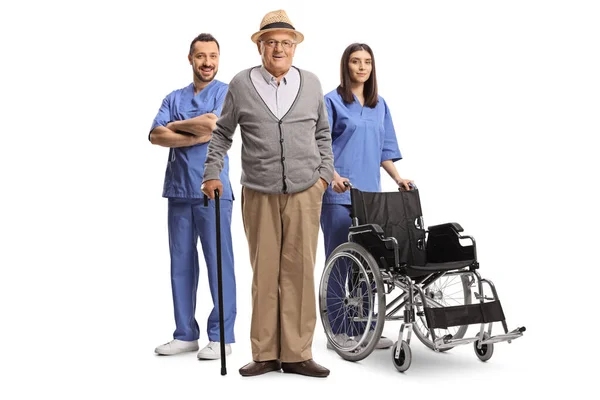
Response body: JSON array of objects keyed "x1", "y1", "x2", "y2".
[
  {"x1": 188, "y1": 40, "x2": 219, "y2": 82},
  {"x1": 257, "y1": 31, "x2": 296, "y2": 77},
  {"x1": 348, "y1": 50, "x2": 372, "y2": 84}
]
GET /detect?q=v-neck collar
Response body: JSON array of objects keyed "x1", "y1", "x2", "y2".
[
  {"x1": 353, "y1": 93, "x2": 365, "y2": 107},
  {"x1": 189, "y1": 79, "x2": 216, "y2": 98},
  {"x1": 248, "y1": 66, "x2": 303, "y2": 122},
  {"x1": 350, "y1": 93, "x2": 369, "y2": 117}
]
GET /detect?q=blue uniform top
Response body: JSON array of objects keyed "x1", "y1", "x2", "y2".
[
  {"x1": 323, "y1": 88, "x2": 402, "y2": 205},
  {"x1": 150, "y1": 80, "x2": 233, "y2": 200}
]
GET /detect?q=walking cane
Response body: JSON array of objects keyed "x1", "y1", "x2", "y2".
[{"x1": 204, "y1": 189, "x2": 227, "y2": 375}]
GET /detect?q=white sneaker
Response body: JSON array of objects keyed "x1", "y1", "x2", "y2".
[
  {"x1": 155, "y1": 339, "x2": 199, "y2": 355},
  {"x1": 362, "y1": 331, "x2": 394, "y2": 349},
  {"x1": 197, "y1": 341, "x2": 232, "y2": 360},
  {"x1": 326, "y1": 333, "x2": 359, "y2": 350}
]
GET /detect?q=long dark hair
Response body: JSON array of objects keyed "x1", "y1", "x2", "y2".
[{"x1": 337, "y1": 43, "x2": 378, "y2": 107}]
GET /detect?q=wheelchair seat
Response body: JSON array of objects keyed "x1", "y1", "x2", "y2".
[{"x1": 408, "y1": 260, "x2": 475, "y2": 274}]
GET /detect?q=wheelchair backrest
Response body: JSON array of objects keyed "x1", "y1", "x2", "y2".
[{"x1": 350, "y1": 188, "x2": 427, "y2": 267}]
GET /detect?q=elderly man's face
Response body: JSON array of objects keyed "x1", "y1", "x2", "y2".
[{"x1": 257, "y1": 31, "x2": 296, "y2": 78}]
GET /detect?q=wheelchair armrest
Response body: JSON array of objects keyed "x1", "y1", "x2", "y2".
[
  {"x1": 426, "y1": 222, "x2": 476, "y2": 263},
  {"x1": 348, "y1": 224, "x2": 396, "y2": 251},
  {"x1": 349, "y1": 223, "x2": 384, "y2": 235},
  {"x1": 427, "y1": 222, "x2": 464, "y2": 233}
]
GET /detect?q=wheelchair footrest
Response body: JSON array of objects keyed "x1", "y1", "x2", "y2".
[
  {"x1": 436, "y1": 336, "x2": 478, "y2": 349},
  {"x1": 481, "y1": 327, "x2": 526, "y2": 345},
  {"x1": 436, "y1": 327, "x2": 525, "y2": 350},
  {"x1": 424, "y1": 301, "x2": 506, "y2": 330}
]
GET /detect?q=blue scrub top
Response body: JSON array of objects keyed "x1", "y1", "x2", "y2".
[
  {"x1": 150, "y1": 80, "x2": 233, "y2": 200},
  {"x1": 323, "y1": 89, "x2": 402, "y2": 205}
]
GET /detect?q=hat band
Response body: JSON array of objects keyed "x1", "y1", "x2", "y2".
[{"x1": 261, "y1": 22, "x2": 295, "y2": 31}]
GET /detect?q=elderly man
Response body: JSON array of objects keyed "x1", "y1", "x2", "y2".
[
  {"x1": 150, "y1": 33, "x2": 237, "y2": 360},
  {"x1": 201, "y1": 10, "x2": 334, "y2": 377}
]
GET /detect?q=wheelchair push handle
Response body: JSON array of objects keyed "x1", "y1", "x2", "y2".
[
  {"x1": 400, "y1": 182, "x2": 417, "y2": 191},
  {"x1": 343, "y1": 181, "x2": 416, "y2": 191}
]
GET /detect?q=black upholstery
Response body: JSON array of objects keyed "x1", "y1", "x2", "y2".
[
  {"x1": 350, "y1": 188, "x2": 426, "y2": 266},
  {"x1": 427, "y1": 223, "x2": 475, "y2": 263}
]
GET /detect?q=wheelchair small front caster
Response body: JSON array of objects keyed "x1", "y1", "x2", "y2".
[
  {"x1": 474, "y1": 332, "x2": 494, "y2": 362},
  {"x1": 392, "y1": 340, "x2": 412, "y2": 372}
]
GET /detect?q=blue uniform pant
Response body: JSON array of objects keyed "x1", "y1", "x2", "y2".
[
  {"x1": 321, "y1": 204, "x2": 373, "y2": 336},
  {"x1": 168, "y1": 198, "x2": 236, "y2": 343}
]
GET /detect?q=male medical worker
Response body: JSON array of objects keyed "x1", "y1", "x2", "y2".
[{"x1": 149, "y1": 33, "x2": 236, "y2": 360}]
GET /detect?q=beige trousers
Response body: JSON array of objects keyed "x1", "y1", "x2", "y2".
[{"x1": 241, "y1": 180, "x2": 325, "y2": 362}]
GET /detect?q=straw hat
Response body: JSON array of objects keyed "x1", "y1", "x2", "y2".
[{"x1": 250, "y1": 10, "x2": 304, "y2": 44}]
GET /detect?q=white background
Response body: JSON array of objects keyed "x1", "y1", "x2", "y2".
[{"x1": 1, "y1": 0, "x2": 598, "y2": 398}]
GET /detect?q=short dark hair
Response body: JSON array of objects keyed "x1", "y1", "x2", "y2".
[
  {"x1": 337, "y1": 43, "x2": 378, "y2": 108},
  {"x1": 189, "y1": 33, "x2": 220, "y2": 55}
]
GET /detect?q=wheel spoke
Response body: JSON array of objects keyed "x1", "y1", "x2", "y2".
[{"x1": 409, "y1": 273, "x2": 471, "y2": 350}]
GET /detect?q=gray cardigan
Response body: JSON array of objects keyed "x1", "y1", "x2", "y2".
[{"x1": 203, "y1": 66, "x2": 334, "y2": 194}]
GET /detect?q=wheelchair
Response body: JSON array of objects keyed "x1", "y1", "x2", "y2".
[{"x1": 319, "y1": 183, "x2": 525, "y2": 372}]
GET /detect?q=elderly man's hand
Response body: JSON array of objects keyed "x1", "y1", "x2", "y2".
[
  {"x1": 201, "y1": 179, "x2": 223, "y2": 199},
  {"x1": 320, "y1": 178, "x2": 329, "y2": 191}
]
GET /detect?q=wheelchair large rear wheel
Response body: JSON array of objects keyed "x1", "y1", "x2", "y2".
[
  {"x1": 319, "y1": 242, "x2": 386, "y2": 362},
  {"x1": 412, "y1": 273, "x2": 472, "y2": 351}
]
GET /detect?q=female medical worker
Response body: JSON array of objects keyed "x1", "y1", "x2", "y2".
[{"x1": 322, "y1": 43, "x2": 414, "y2": 350}]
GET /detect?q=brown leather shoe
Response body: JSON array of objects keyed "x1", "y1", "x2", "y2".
[
  {"x1": 239, "y1": 360, "x2": 282, "y2": 377},
  {"x1": 281, "y1": 359, "x2": 330, "y2": 378}
]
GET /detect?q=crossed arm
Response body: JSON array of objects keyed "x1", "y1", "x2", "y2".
[{"x1": 149, "y1": 113, "x2": 218, "y2": 148}]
